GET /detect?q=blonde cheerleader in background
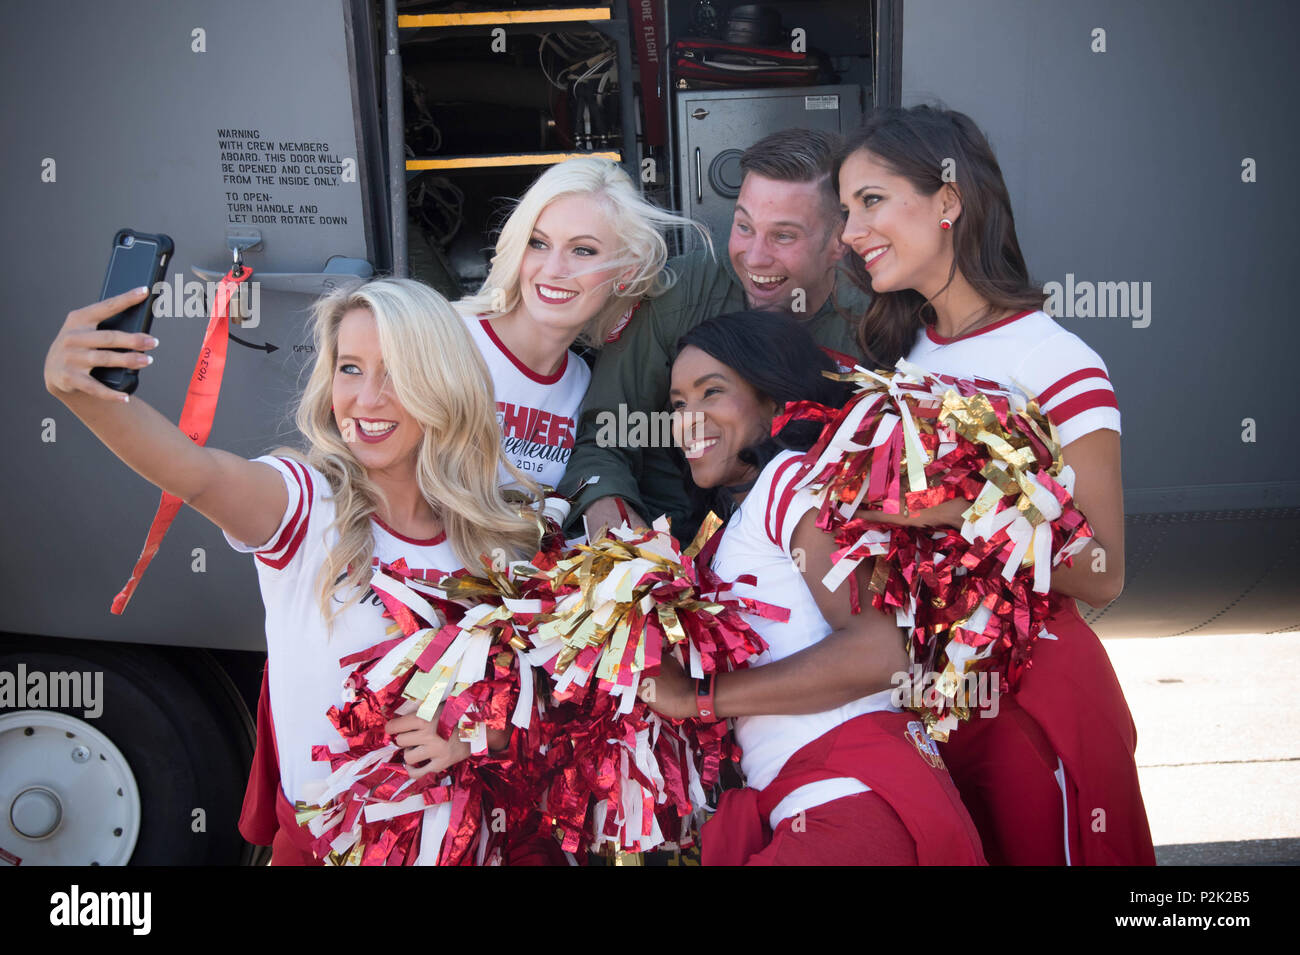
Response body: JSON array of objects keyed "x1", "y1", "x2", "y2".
[{"x1": 455, "y1": 155, "x2": 709, "y2": 493}]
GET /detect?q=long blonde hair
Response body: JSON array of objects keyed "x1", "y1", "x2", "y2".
[
  {"x1": 457, "y1": 156, "x2": 712, "y2": 346},
  {"x1": 279, "y1": 278, "x2": 543, "y2": 626}
]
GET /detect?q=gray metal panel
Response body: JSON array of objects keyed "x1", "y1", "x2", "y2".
[
  {"x1": 1092, "y1": 512, "x2": 1300, "y2": 637},
  {"x1": 902, "y1": 0, "x2": 1299, "y2": 496},
  {"x1": 675, "y1": 83, "x2": 866, "y2": 246},
  {"x1": 2, "y1": 0, "x2": 379, "y2": 650},
  {"x1": 901, "y1": 0, "x2": 1300, "y2": 635}
]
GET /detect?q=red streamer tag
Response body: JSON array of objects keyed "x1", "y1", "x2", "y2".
[{"x1": 110, "y1": 266, "x2": 254, "y2": 614}]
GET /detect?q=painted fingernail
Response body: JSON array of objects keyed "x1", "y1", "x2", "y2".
[
  {"x1": 144, "y1": 355, "x2": 153, "y2": 364},
  {"x1": 147, "y1": 337, "x2": 159, "y2": 347},
  {"x1": 135, "y1": 286, "x2": 149, "y2": 295}
]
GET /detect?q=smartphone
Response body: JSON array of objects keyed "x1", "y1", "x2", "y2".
[{"x1": 92, "y1": 229, "x2": 173, "y2": 394}]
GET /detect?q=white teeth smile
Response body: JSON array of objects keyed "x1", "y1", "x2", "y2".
[
  {"x1": 747, "y1": 272, "x2": 787, "y2": 286},
  {"x1": 359, "y1": 420, "x2": 396, "y2": 436},
  {"x1": 861, "y1": 246, "x2": 889, "y2": 266},
  {"x1": 684, "y1": 438, "x2": 719, "y2": 459},
  {"x1": 536, "y1": 284, "x2": 578, "y2": 303}
]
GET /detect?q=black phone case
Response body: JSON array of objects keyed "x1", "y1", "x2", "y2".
[{"x1": 92, "y1": 229, "x2": 174, "y2": 394}]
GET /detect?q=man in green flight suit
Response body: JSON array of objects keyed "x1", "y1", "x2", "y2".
[{"x1": 558, "y1": 127, "x2": 869, "y2": 540}]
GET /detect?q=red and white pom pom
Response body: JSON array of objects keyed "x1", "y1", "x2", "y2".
[{"x1": 776, "y1": 360, "x2": 1094, "y2": 739}]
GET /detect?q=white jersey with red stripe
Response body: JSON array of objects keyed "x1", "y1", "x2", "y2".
[
  {"x1": 223, "y1": 455, "x2": 463, "y2": 808},
  {"x1": 906, "y1": 309, "x2": 1121, "y2": 447},
  {"x1": 464, "y1": 315, "x2": 591, "y2": 490},
  {"x1": 712, "y1": 449, "x2": 898, "y2": 828}
]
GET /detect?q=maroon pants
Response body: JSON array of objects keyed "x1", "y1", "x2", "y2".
[
  {"x1": 938, "y1": 597, "x2": 1156, "y2": 866},
  {"x1": 745, "y1": 791, "x2": 920, "y2": 866},
  {"x1": 702, "y1": 710, "x2": 986, "y2": 866},
  {"x1": 939, "y1": 695, "x2": 1080, "y2": 865}
]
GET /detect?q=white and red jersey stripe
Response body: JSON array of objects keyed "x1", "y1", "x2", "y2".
[
  {"x1": 906, "y1": 310, "x2": 1120, "y2": 447},
  {"x1": 763, "y1": 452, "x2": 812, "y2": 549},
  {"x1": 248, "y1": 455, "x2": 314, "y2": 570},
  {"x1": 713, "y1": 450, "x2": 898, "y2": 828},
  {"x1": 463, "y1": 313, "x2": 591, "y2": 490},
  {"x1": 224, "y1": 455, "x2": 463, "y2": 808}
]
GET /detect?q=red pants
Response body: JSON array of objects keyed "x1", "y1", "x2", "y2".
[
  {"x1": 939, "y1": 598, "x2": 1156, "y2": 866},
  {"x1": 270, "y1": 788, "x2": 320, "y2": 866},
  {"x1": 271, "y1": 829, "x2": 317, "y2": 865},
  {"x1": 702, "y1": 710, "x2": 986, "y2": 866},
  {"x1": 939, "y1": 695, "x2": 1080, "y2": 865},
  {"x1": 745, "y1": 791, "x2": 919, "y2": 866}
]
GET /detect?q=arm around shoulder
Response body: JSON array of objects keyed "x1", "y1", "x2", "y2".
[
  {"x1": 559, "y1": 296, "x2": 679, "y2": 521},
  {"x1": 561, "y1": 253, "x2": 723, "y2": 525}
]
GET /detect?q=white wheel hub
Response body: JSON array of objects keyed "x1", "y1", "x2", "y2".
[{"x1": 0, "y1": 711, "x2": 140, "y2": 865}]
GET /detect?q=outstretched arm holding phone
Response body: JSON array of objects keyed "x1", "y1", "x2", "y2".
[{"x1": 44, "y1": 286, "x2": 288, "y2": 552}]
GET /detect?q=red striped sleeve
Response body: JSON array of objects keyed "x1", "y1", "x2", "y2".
[
  {"x1": 258, "y1": 460, "x2": 307, "y2": 554},
  {"x1": 770, "y1": 477, "x2": 805, "y2": 551},
  {"x1": 764, "y1": 456, "x2": 805, "y2": 547},
  {"x1": 1036, "y1": 366, "x2": 1111, "y2": 407},
  {"x1": 256, "y1": 458, "x2": 314, "y2": 569},
  {"x1": 1045, "y1": 390, "x2": 1120, "y2": 428}
]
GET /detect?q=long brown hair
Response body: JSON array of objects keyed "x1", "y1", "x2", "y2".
[{"x1": 833, "y1": 105, "x2": 1045, "y2": 366}]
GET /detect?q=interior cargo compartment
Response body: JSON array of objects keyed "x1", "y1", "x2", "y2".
[{"x1": 393, "y1": 1, "x2": 886, "y2": 287}]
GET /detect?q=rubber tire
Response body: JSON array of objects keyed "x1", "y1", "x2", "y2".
[{"x1": 0, "y1": 638, "x2": 255, "y2": 865}]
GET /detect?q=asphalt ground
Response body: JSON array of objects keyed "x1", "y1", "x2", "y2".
[{"x1": 1102, "y1": 631, "x2": 1300, "y2": 865}]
